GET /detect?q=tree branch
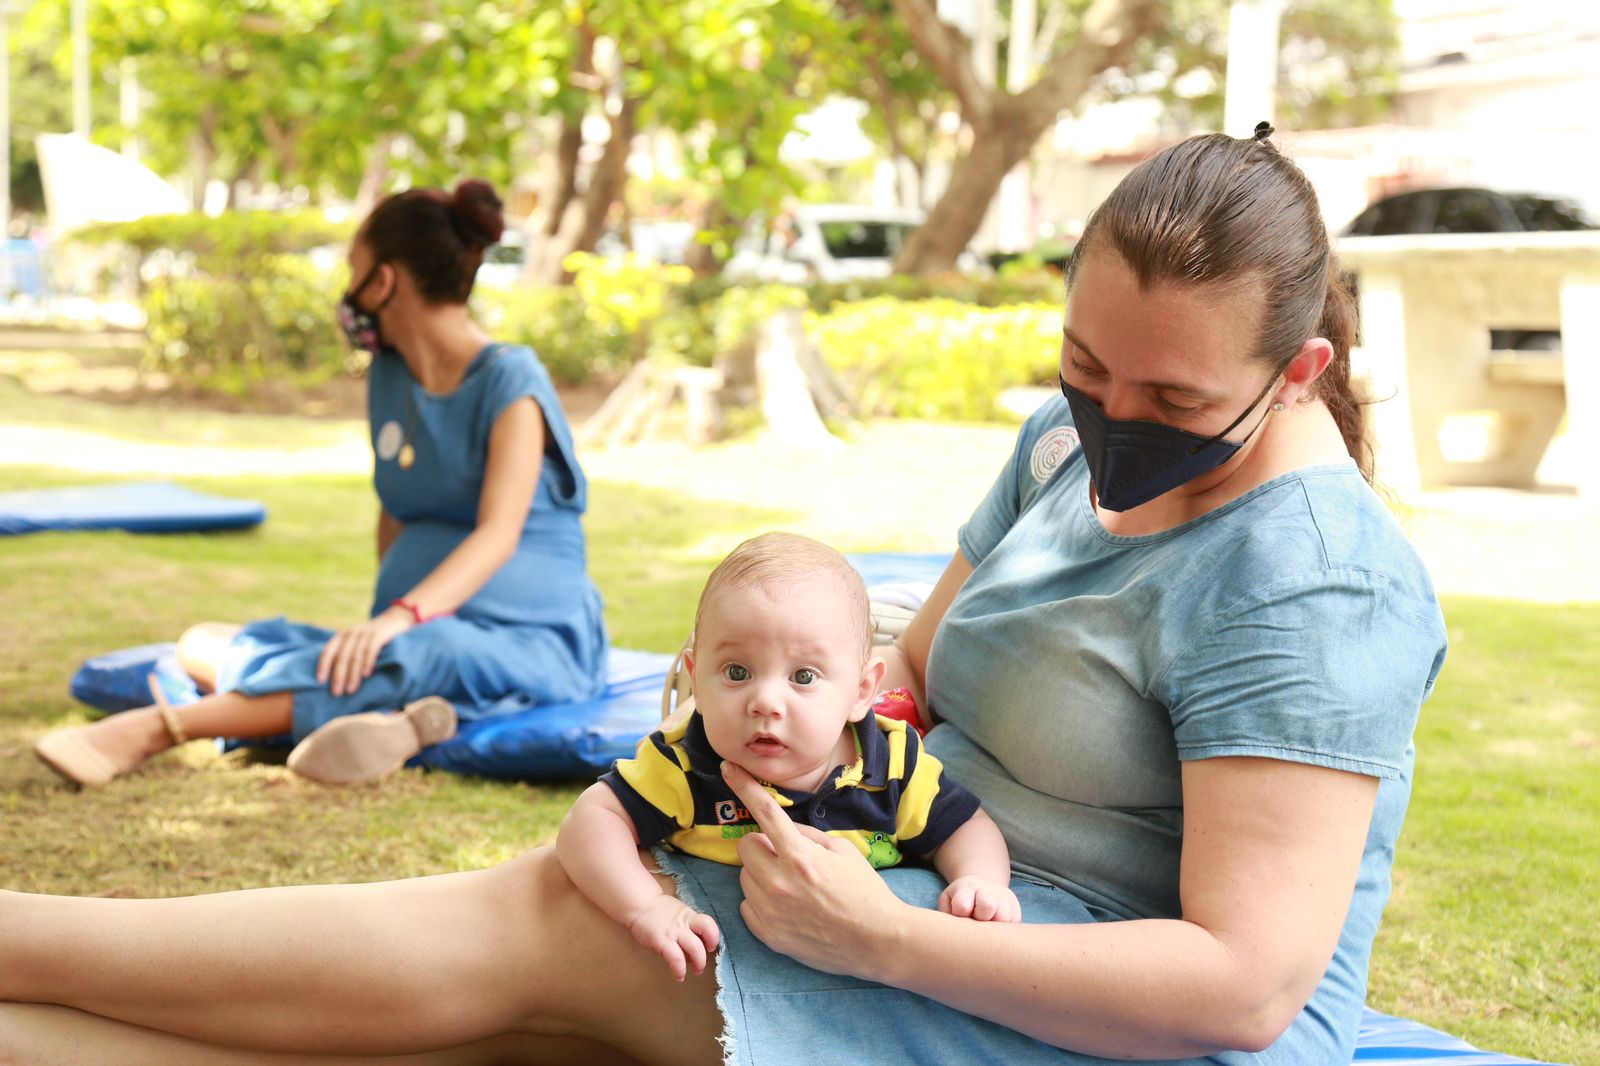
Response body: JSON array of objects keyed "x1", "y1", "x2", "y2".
[
  {"x1": 1007, "y1": 0, "x2": 1164, "y2": 130},
  {"x1": 886, "y1": 0, "x2": 993, "y2": 124}
]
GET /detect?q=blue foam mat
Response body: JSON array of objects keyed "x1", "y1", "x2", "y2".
[
  {"x1": 69, "y1": 642, "x2": 675, "y2": 782},
  {"x1": 414, "y1": 647, "x2": 673, "y2": 780},
  {"x1": 1353, "y1": 1009, "x2": 1551, "y2": 1064},
  {"x1": 0, "y1": 481, "x2": 266, "y2": 536}
]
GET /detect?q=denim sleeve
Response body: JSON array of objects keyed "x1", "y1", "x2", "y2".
[
  {"x1": 598, "y1": 731, "x2": 697, "y2": 847},
  {"x1": 480, "y1": 344, "x2": 584, "y2": 509},
  {"x1": 958, "y1": 396, "x2": 1076, "y2": 567},
  {"x1": 1158, "y1": 569, "x2": 1447, "y2": 779}
]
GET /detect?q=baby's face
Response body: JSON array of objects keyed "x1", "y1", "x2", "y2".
[{"x1": 688, "y1": 577, "x2": 875, "y2": 794}]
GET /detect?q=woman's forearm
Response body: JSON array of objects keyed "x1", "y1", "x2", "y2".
[
  {"x1": 395, "y1": 526, "x2": 518, "y2": 618},
  {"x1": 864, "y1": 909, "x2": 1291, "y2": 1059}
]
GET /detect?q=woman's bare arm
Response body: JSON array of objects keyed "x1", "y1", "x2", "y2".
[
  {"x1": 390, "y1": 396, "x2": 544, "y2": 618},
  {"x1": 877, "y1": 551, "x2": 974, "y2": 708}
]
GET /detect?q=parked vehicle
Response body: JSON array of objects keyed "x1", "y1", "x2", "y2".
[
  {"x1": 1340, "y1": 187, "x2": 1596, "y2": 349},
  {"x1": 1341, "y1": 187, "x2": 1595, "y2": 237},
  {"x1": 475, "y1": 229, "x2": 529, "y2": 289},
  {"x1": 724, "y1": 204, "x2": 980, "y2": 283},
  {"x1": 594, "y1": 220, "x2": 698, "y2": 264}
]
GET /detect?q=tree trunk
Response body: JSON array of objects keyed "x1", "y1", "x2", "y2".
[
  {"x1": 566, "y1": 96, "x2": 638, "y2": 268},
  {"x1": 544, "y1": 114, "x2": 584, "y2": 239},
  {"x1": 190, "y1": 105, "x2": 219, "y2": 213},
  {"x1": 887, "y1": 0, "x2": 1165, "y2": 274},
  {"x1": 895, "y1": 125, "x2": 1030, "y2": 273},
  {"x1": 354, "y1": 134, "x2": 397, "y2": 218},
  {"x1": 682, "y1": 199, "x2": 733, "y2": 275},
  {"x1": 543, "y1": 24, "x2": 594, "y2": 240}
]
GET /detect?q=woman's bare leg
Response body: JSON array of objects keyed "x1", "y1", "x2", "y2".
[
  {"x1": 0, "y1": 848, "x2": 722, "y2": 1064},
  {"x1": 177, "y1": 621, "x2": 242, "y2": 693},
  {"x1": 0, "y1": 1003, "x2": 644, "y2": 1066},
  {"x1": 37, "y1": 690, "x2": 293, "y2": 782}
]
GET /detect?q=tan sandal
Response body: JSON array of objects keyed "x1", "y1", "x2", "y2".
[
  {"x1": 34, "y1": 675, "x2": 190, "y2": 789},
  {"x1": 285, "y1": 697, "x2": 457, "y2": 785},
  {"x1": 148, "y1": 674, "x2": 190, "y2": 746},
  {"x1": 32, "y1": 728, "x2": 121, "y2": 788}
]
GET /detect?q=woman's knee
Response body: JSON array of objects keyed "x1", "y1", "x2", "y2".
[{"x1": 176, "y1": 622, "x2": 240, "y2": 690}]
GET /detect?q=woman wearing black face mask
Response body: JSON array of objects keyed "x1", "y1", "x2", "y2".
[
  {"x1": 5, "y1": 131, "x2": 1450, "y2": 1066},
  {"x1": 33, "y1": 180, "x2": 608, "y2": 788}
]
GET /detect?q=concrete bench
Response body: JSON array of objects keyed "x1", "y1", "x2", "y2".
[{"x1": 1338, "y1": 231, "x2": 1598, "y2": 500}]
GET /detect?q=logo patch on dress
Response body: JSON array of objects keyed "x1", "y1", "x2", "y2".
[
  {"x1": 1028, "y1": 426, "x2": 1081, "y2": 483},
  {"x1": 376, "y1": 420, "x2": 404, "y2": 461}
]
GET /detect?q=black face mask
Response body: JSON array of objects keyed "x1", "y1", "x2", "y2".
[
  {"x1": 337, "y1": 264, "x2": 392, "y2": 356},
  {"x1": 1059, "y1": 370, "x2": 1282, "y2": 512}
]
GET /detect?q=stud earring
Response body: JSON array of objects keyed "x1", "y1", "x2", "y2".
[{"x1": 1271, "y1": 402, "x2": 1286, "y2": 412}]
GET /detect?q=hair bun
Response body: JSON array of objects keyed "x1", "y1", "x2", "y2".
[
  {"x1": 1252, "y1": 121, "x2": 1276, "y2": 143},
  {"x1": 450, "y1": 179, "x2": 506, "y2": 249}
]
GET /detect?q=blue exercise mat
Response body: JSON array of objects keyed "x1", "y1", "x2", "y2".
[
  {"x1": 1353, "y1": 1009, "x2": 1550, "y2": 1064},
  {"x1": 69, "y1": 641, "x2": 673, "y2": 781},
  {"x1": 846, "y1": 551, "x2": 951, "y2": 586},
  {"x1": 414, "y1": 648, "x2": 673, "y2": 780},
  {"x1": 0, "y1": 481, "x2": 266, "y2": 536}
]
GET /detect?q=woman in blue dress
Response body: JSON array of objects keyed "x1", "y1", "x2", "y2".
[{"x1": 34, "y1": 180, "x2": 608, "y2": 788}]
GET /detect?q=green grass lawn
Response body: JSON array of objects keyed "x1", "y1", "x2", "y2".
[{"x1": 1, "y1": 422, "x2": 1595, "y2": 1062}]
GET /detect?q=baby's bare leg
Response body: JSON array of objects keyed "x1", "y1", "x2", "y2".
[{"x1": 0, "y1": 848, "x2": 722, "y2": 1064}]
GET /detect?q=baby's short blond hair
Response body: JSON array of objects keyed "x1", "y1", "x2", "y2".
[{"x1": 693, "y1": 532, "x2": 871, "y2": 658}]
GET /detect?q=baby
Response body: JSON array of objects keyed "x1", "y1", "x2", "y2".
[{"x1": 557, "y1": 532, "x2": 1019, "y2": 980}]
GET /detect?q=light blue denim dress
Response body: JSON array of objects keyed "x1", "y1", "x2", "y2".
[
  {"x1": 659, "y1": 395, "x2": 1448, "y2": 1064},
  {"x1": 216, "y1": 343, "x2": 608, "y2": 739}
]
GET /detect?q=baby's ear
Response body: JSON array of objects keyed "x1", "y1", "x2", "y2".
[
  {"x1": 850, "y1": 655, "x2": 888, "y2": 722},
  {"x1": 681, "y1": 646, "x2": 697, "y2": 694}
]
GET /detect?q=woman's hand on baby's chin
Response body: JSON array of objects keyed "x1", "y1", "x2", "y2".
[
  {"x1": 627, "y1": 896, "x2": 721, "y2": 983},
  {"x1": 723, "y1": 761, "x2": 907, "y2": 981}
]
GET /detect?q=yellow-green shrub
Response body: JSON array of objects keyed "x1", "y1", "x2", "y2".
[{"x1": 812, "y1": 297, "x2": 1061, "y2": 422}]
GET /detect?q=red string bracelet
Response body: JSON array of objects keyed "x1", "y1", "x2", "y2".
[{"x1": 391, "y1": 599, "x2": 453, "y2": 624}]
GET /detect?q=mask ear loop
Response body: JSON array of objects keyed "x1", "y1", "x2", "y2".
[
  {"x1": 347, "y1": 263, "x2": 397, "y2": 316},
  {"x1": 1183, "y1": 358, "x2": 1295, "y2": 455}
]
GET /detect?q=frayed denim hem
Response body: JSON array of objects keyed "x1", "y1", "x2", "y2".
[{"x1": 653, "y1": 848, "x2": 741, "y2": 1066}]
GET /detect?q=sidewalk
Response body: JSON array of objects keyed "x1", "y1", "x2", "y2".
[{"x1": 3, "y1": 419, "x2": 1595, "y2": 604}]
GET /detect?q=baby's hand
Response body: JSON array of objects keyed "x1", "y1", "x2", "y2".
[
  {"x1": 938, "y1": 875, "x2": 1022, "y2": 923},
  {"x1": 627, "y1": 896, "x2": 722, "y2": 981}
]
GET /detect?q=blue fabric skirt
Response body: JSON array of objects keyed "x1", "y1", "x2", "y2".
[
  {"x1": 217, "y1": 616, "x2": 604, "y2": 741},
  {"x1": 658, "y1": 852, "x2": 1320, "y2": 1066}
]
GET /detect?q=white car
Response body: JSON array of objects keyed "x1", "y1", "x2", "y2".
[
  {"x1": 474, "y1": 229, "x2": 529, "y2": 289},
  {"x1": 724, "y1": 204, "x2": 968, "y2": 283}
]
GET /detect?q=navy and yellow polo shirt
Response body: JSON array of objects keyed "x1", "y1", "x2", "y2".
[{"x1": 599, "y1": 712, "x2": 982, "y2": 868}]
